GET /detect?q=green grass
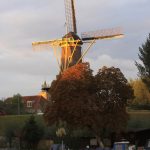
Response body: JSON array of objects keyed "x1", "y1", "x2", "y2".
[
  {"x1": 0, "y1": 111, "x2": 150, "y2": 136},
  {"x1": 128, "y1": 110, "x2": 150, "y2": 130},
  {"x1": 0, "y1": 115, "x2": 44, "y2": 135}
]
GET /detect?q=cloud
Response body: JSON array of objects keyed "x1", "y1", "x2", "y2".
[
  {"x1": 0, "y1": 49, "x2": 58, "y2": 98},
  {"x1": 85, "y1": 54, "x2": 138, "y2": 79},
  {"x1": 0, "y1": 72, "x2": 50, "y2": 98},
  {"x1": 0, "y1": 0, "x2": 150, "y2": 98},
  {"x1": 0, "y1": 50, "x2": 58, "y2": 76}
]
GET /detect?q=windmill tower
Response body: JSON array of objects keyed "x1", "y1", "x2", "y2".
[{"x1": 32, "y1": 0, "x2": 123, "y2": 72}]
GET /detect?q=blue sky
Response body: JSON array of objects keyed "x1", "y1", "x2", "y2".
[{"x1": 0, "y1": 0, "x2": 150, "y2": 98}]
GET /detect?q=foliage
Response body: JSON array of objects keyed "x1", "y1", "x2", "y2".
[
  {"x1": 56, "y1": 128, "x2": 66, "y2": 137},
  {"x1": 95, "y1": 66, "x2": 134, "y2": 133},
  {"x1": 4, "y1": 123, "x2": 15, "y2": 148},
  {"x1": 44, "y1": 63, "x2": 133, "y2": 140},
  {"x1": 4, "y1": 94, "x2": 25, "y2": 115},
  {"x1": 136, "y1": 34, "x2": 150, "y2": 90},
  {"x1": 2, "y1": 115, "x2": 28, "y2": 148},
  {"x1": 129, "y1": 79, "x2": 150, "y2": 108},
  {"x1": 0, "y1": 100, "x2": 5, "y2": 114},
  {"x1": 22, "y1": 116, "x2": 44, "y2": 150},
  {"x1": 44, "y1": 63, "x2": 97, "y2": 128}
]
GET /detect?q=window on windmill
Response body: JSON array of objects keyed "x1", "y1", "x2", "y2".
[{"x1": 27, "y1": 101, "x2": 32, "y2": 108}]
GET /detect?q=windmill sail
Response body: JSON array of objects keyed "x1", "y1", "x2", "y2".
[
  {"x1": 81, "y1": 27, "x2": 124, "y2": 41},
  {"x1": 64, "y1": 0, "x2": 77, "y2": 33},
  {"x1": 32, "y1": 39, "x2": 63, "y2": 47},
  {"x1": 32, "y1": 39, "x2": 64, "y2": 51},
  {"x1": 32, "y1": 1, "x2": 124, "y2": 73}
]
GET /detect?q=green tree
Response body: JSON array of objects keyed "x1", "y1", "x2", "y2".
[
  {"x1": 129, "y1": 79, "x2": 150, "y2": 109},
  {"x1": 22, "y1": 116, "x2": 44, "y2": 150},
  {"x1": 136, "y1": 34, "x2": 150, "y2": 90},
  {"x1": 4, "y1": 122, "x2": 24, "y2": 149},
  {"x1": 4, "y1": 94, "x2": 25, "y2": 115},
  {"x1": 0, "y1": 100, "x2": 5, "y2": 113},
  {"x1": 4, "y1": 124, "x2": 15, "y2": 148}
]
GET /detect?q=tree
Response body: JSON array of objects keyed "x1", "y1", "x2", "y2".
[
  {"x1": 136, "y1": 34, "x2": 150, "y2": 90},
  {"x1": 22, "y1": 116, "x2": 44, "y2": 150},
  {"x1": 4, "y1": 121, "x2": 24, "y2": 149},
  {"x1": 44, "y1": 63, "x2": 133, "y2": 145},
  {"x1": 95, "y1": 66, "x2": 134, "y2": 135},
  {"x1": 44, "y1": 63, "x2": 99, "y2": 127},
  {"x1": 129, "y1": 79, "x2": 150, "y2": 109},
  {"x1": 0, "y1": 100, "x2": 5, "y2": 114},
  {"x1": 4, "y1": 124, "x2": 15, "y2": 148},
  {"x1": 4, "y1": 94, "x2": 25, "y2": 115}
]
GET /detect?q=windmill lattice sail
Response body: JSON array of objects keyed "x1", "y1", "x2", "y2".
[
  {"x1": 64, "y1": 0, "x2": 77, "y2": 33},
  {"x1": 81, "y1": 27, "x2": 124, "y2": 41},
  {"x1": 32, "y1": 39, "x2": 63, "y2": 47}
]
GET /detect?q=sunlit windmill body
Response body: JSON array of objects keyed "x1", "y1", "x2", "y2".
[{"x1": 32, "y1": 0, "x2": 124, "y2": 72}]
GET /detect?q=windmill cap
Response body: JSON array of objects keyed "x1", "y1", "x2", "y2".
[{"x1": 63, "y1": 32, "x2": 83, "y2": 45}]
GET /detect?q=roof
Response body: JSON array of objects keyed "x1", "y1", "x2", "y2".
[
  {"x1": 22, "y1": 95, "x2": 47, "y2": 102},
  {"x1": 63, "y1": 32, "x2": 83, "y2": 45}
]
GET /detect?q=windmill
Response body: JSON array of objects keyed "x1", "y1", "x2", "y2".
[{"x1": 32, "y1": 0, "x2": 123, "y2": 72}]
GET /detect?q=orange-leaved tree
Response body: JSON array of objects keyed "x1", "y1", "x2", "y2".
[
  {"x1": 44, "y1": 63, "x2": 133, "y2": 145},
  {"x1": 44, "y1": 63, "x2": 101, "y2": 129}
]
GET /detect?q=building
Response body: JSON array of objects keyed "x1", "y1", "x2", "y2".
[
  {"x1": 22, "y1": 95, "x2": 47, "y2": 114},
  {"x1": 5, "y1": 81, "x2": 50, "y2": 114},
  {"x1": 23, "y1": 81, "x2": 50, "y2": 114}
]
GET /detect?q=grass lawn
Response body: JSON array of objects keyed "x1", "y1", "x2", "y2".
[
  {"x1": 0, "y1": 110, "x2": 150, "y2": 135},
  {"x1": 128, "y1": 110, "x2": 150, "y2": 130},
  {"x1": 0, "y1": 115, "x2": 44, "y2": 135}
]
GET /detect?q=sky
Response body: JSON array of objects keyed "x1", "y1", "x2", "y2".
[{"x1": 0, "y1": 0, "x2": 150, "y2": 98}]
